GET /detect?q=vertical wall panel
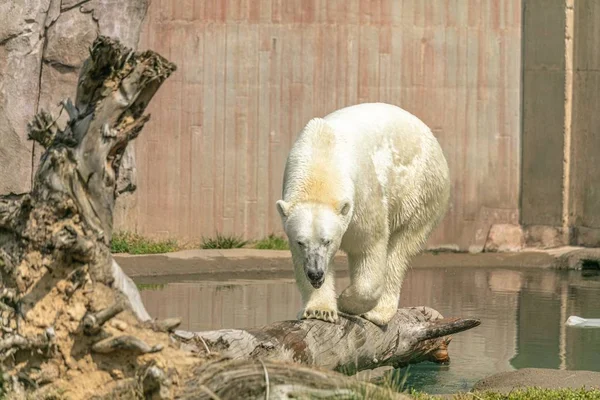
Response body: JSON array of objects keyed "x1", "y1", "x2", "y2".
[{"x1": 133, "y1": 0, "x2": 522, "y2": 249}]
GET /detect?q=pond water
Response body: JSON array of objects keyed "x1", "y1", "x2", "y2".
[{"x1": 135, "y1": 266, "x2": 600, "y2": 394}]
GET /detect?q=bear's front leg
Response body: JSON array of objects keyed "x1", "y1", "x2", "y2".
[
  {"x1": 292, "y1": 254, "x2": 338, "y2": 323},
  {"x1": 337, "y1": 242, "x2": 387, "y2": 316}
]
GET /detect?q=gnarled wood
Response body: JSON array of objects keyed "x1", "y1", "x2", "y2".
[
  {"x1": 177, "y1": 306, "x2": 479, "y2": 375},
  {"x1": 0, "y1": 35, "x2": 184, "y2": 400},
  {"x1": 0, "y1": 36, "x2": 481, "y2": 400},
  {"x1": 177, "y1": 358, "x2": 412, "y2": 400}
]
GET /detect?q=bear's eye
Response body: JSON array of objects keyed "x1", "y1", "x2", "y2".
[
  {"x1": 322, "y1": 239, "x2": 332, "y2": 246},
  {"x1": 297, "y1": 241, "x2": 306, "y2": 247}
]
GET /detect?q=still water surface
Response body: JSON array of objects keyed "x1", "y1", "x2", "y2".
[{"x1": 136, "y1": 266, "x2": 600, "y2": 394}]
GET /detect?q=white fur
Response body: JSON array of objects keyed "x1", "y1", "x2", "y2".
[{"x1": 277, "y1": 103, "x2": 450, "y2": 325}]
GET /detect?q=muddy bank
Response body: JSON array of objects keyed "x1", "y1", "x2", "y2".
[
  {"x1": 115, "y1": 249, "x2": 559, "y2": 281},
  {"x1": 473, "y1": 368, "x2": 600, "y2": 393}
]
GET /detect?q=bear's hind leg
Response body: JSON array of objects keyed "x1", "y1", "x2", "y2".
[
  {"x1": 360, "y1": 246, "x2": 408, "y2": 326},
  {"x1": 292, "y1": 252, "x2": 338, "y2": 323},
  {"x1": 337, "y1": 240, "x2": 387, "y2": 316},
  {"x1": 362, "y1": 221, "x2": 437, "y2": 326}
]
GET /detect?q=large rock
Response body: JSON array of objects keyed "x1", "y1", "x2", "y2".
[
  {"x1": 0, "y1": 0, "x2": 51, "y2": 194},
  {"x1": 524, "y1": 225, "x2": 565, "y2": 249},
  {"x1": 484, "y1": 224, "x2": 525, "y2": 252},
  {"x1": 44, "y1": 8, "x2": 98, "y2": 68},
  {"x1": 81, "y1": 0, "x2": 149, "y2": 49}
]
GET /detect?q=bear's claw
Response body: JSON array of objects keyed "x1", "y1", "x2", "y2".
[{"x1": 301, "y1": 308, "x2": 338, "y2": 323}]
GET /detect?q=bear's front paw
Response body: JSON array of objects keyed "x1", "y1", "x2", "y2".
[{"x1": 300, "y1": 307, "x2": 338, "y2": 323}]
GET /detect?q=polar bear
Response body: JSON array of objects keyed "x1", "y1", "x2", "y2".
[{"x1": 276, "y1": 103, "x2": 450, "y2": 326}]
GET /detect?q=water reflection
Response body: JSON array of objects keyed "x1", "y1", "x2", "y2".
[{"x1": 137, "y1": 267, "x2": 600, "y2": 394}]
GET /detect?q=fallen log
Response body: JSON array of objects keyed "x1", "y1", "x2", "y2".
[
  {"x1": 176, "y1": 358, "x2": 413, "y2": 400},
  {"x1": 176, "y1": 306, "x2": 479, "y2": 374},
  {"x1": 0, "y1": 35, "x2": 480, "y2": 400}
]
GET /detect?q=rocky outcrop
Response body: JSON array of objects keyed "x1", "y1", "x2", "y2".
[
  {"x1": 0, "y1": 0, "x2": 148, "y2": 220},
  {"x1": 0, "y1": 0, "x2": 50, "y2": 195}
]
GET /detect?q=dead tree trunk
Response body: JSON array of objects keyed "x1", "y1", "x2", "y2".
[
  {"x1": 176, "y1": 358, "x2": 413, "y2": 400},
  {"x1": 177, "y1": 306, "x2": 479, "y2": 374},
  {"x1": 0, "y1": 36, "x2": 480, "y2": 400}
]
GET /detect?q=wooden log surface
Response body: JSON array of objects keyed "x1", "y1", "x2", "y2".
[{"x1": 175, "y1": 306, "x2": 480, "y2": 375}]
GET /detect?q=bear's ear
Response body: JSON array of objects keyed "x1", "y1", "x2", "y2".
[
  {"x1": 276, "y1": 200, "x2": 291, "y2": 218},
  {"x1": 338, "y1": 200, "x2": 351, "y2": 216}
]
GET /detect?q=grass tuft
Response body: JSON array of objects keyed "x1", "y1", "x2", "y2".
[
  {"x1": 201, "y1": 233, "x2": 247, "y2": 249},
  {"x1": 254, "y1": 234, "x2": 289, "y2": 250},
  {"x1": 110, "y1": 232, "x2": 179, "y2": 255},
  {"x1": 136, "y1": 283, "x2": 166, "y2": 291}
]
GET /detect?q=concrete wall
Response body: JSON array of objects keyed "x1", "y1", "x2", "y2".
[
  {"x1": 520, "y1": 0, "x2": 600, "y2": 247},
  {"x1": 570, "y1": 0, "x2": 600, "y2": 246},
  {"x1": 4, "y1": 1, "x2": 598, "y2": 250},
  {"x1": 520, "y1": 0, "x2": 567, "y2": 228},
  {"x1": 132, "y1": 0, "x2": 522, "y2": 249}
]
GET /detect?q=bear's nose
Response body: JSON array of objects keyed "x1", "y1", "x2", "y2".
[{"x1": 307, "y1": 269, "x2": 324, "y2": 283}]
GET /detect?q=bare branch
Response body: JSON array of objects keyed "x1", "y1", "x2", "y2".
[
  {"x1": 82, "y1": 301, "x2": 125, "y2": 335},
  {"x1": 419, "y1": 317, "x2": 481, "y2": 341},
  {"x1": 140, "y1": 364, "x2": 173, "y2": 400},
  {"x1": 142, "y1": 317, "x2": 182, "y2": 333},
  {"x1": 0, "y1": 193, "x2": 29, "y2": 231},
  {"x1": 0, "y1": 332, "x2": 52, "y2": 354},
  {"x1": 27, "y1": 109, "x2": 61, "y2": 149},
  {"x1": 91, "y1": 335, "x2": 163, "y2": 354}
]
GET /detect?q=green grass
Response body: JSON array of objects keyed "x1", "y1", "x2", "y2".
[
  {"x1": 370, "y1": 365, "x2": 411, "y2": 395},
  {"x1": 201, "y1": 233, "x2": 247, "y2": 249},
  {"x1": 254, "y1": 234, "x2": 289, "y2": 250},
  {"x1": 136, "y1": 283, "x2": 166, "y2": 291},
  {"x1": 410, "y1": 387, "x2": 600, "y2": 400},
  {"x1": 110, "y1": 232, "x2": 291, "y2": 253},
  {"x1": 110, "y1": 231, "x2": 179, "y2": 255}
]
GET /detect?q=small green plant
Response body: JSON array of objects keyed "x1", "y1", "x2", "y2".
[
  {"x1": 201, "y1": 233, "x2": 247, "y2": 249},
  {"x1": 136, "y1": 283, "x2": 166, "y2": 291},
  {"x1": 367, "y1": 366, "x2": 411, "y2": 394},
  {"x1": 254, "y1": 234, "x2": 289, "y2": 250},
  {"x1": 110, "y1": 231, "x2": 179, "y2": 254}
]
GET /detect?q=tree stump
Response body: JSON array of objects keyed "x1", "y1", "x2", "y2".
[{"x1": 0, "y1": 36, "x2": 480, "y2": 400}]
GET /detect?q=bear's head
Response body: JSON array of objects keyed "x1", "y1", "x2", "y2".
[{"x1": 276, "y1": 200, "x2": 352, "y2": 288}]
